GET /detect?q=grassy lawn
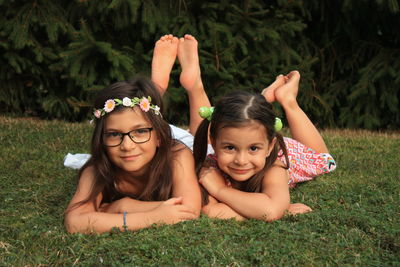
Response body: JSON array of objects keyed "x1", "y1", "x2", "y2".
[{"x1": 0, "y1": 115, "x2": 399, "y2": 266}]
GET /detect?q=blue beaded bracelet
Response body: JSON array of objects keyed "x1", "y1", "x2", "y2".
[{"x1": 123, "y1": 211, "x2": 127, "y2": 231}]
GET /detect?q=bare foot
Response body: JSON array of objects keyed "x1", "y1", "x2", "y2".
[
  {"x1": 151, "y1": 34, "x2": 178, "y2": 95},
  {"x1": 261, "y1": 74, "x2": 285, "y2": 103},
  {"x1": 274, "y1": 70, "x2": 300, "y2": 108},
  {"x1": 177, "y1": 34, "x2": 203, "y2": 92},
  {"x1": 287, "y1": 202, "x2": 312, "y2": 215}
]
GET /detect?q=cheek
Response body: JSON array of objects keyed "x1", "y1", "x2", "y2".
[
  {"x1": 106, "y1": 148, "x2": 119, "y2": 164},
  {"x1": 253, "y1": 155, "x2": 267, "y2": 168},
  {"x1": 215, "y1": 153, "x2": 230, "y2": 169}
]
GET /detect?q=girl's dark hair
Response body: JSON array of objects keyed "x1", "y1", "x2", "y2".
[
  {"x1": 193, "y1": 90, "x2": 289, "y2": 205},
  {"x1": 69, "y1": 77, "x2": 175, "y2": 211}
]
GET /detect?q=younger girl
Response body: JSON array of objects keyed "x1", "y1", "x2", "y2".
[{"x1": 193, "y1": 71, "x2": 336, "y2": 221}]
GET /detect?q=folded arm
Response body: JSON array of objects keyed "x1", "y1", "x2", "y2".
[
  {"x1": 64, "y1": 166, "x2": 197, "y2": 234},
  {"x1": 200, "y1": 163, "x2": 290, "y2": 221}
]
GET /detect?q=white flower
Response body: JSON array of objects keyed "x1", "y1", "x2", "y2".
[
  {"x1": 153, "y1": 105, "x2": 160, "y2": 115},
  {"x1": 122, "y1": 97, "x2": 132, "y2": 107}
]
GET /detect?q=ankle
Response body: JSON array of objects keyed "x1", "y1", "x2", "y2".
[{"x1": 281, "y1": 98, "x2": 300, "y2": 111}]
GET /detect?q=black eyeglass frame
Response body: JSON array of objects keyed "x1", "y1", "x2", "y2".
[{"x1": 103, "y1": 127, "x2": 153, "y2": 147}]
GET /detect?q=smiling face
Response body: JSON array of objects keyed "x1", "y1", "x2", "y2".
[
  {"x1": 212, "y1": 121, "x2": 276, "y2": 183},
  {"x1": 104, "y1": 107, "x2": 159, "y2": 177}
]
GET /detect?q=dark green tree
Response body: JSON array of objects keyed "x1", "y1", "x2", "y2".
[{"x1": 1, "y1": 0, "x2": 399, "y2": 129}]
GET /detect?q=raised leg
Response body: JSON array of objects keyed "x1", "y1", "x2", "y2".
[
  {"x1": 151, "y1": 34, "x2": 178, "y2": 96},
  {"x1": 177, "y1": 34, "x2": 211, "y2": 135},
  {"x1": 262, "y1": 71, "x2": 329, "y2": 153}
]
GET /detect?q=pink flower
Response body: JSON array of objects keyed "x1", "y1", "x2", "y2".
[
  {"x1": 104, "y1": 99, "x2": 115, "y2": 113},
  {"x1": 139, "y1": 98, "x2": 150, "y2": 112},
  {"x1": 93, "y1": 109, "x2": 102, "y2": 118}
]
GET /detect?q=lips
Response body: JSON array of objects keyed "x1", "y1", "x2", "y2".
[
  {"x1": 121, "y1": 154, "x2": 140, "y2": 161},
  {"x1": 229, "y1": 167, "x2": 251, "y2": 174}
]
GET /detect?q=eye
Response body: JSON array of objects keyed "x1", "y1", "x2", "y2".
[
  {"x1": 224, "y1": 145, "x2": 235, "y2": 151},
  {"x1": 134, "y1": 128, "x2": 151, "y2": 135},
  {"x1": 249, "y1": 146, "x2": 259, "y2": 152},
  {"x1": 105, "y1": 132, "x2": 122, "y2": 138}
]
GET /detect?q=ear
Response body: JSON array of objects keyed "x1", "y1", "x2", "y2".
[
  {"x1": 210, "y1": 136, "x2": 216, "y2": 150},
  {"x1": 154, "y1": 131, "x2": 161, "y2": 147},
  {"x1": 266, "y1": 137, "x2": 277, "y2": 157}
]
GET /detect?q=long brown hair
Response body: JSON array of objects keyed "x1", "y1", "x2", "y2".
[
  {"x1": 68, "y1": 77, "x2": 177, "y2": 211},
  {"x1": 193, "y1": 90, "x2": 289, "y2": 204}
]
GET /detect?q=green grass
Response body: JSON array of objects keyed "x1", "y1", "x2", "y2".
[{"x1": 0, "y1": 115, "x2": 399, "y2": 266}]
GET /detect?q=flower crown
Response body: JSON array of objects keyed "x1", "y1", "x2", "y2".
[{"x1": 93, "y1": 96, "x2": 161, "y2": 119}]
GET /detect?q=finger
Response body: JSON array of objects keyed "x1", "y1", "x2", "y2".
[
  {"x1": 179, "y1": 211, "x2": 198, "y2": 220},
  {"x1": 165, "y1": 196, "x2": 183, "y2": 205},
  {"x1": 176, "y1": 204, "x2": 197, "y2": 215}
]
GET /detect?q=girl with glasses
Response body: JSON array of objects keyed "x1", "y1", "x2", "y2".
[{"x1": 64, "y1": 35, "x2": 208, "y2": 233}]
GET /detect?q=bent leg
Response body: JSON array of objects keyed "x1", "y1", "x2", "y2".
[
  {"x1": 263, "y1": 71, "x2": 329, "y2": 153},
  {"x1": 177, "y1": 34, "x2": 211, "y2": 135},
  {"x1": 151, "y1": 34, "x2": 178, "y2": 96}
]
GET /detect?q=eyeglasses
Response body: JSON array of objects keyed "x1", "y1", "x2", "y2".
[{"x1": 103, "y1": 127, "x2": 153, "y2": 147}]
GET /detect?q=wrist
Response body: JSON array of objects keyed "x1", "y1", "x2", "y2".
[{"x1": 214, "y1": 186, "x2": 230, "y2": 201}]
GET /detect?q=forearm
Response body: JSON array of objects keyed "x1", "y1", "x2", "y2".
[
  {"x1": 65, "y1": 211, "x2": 156, "y2": 234},
  {"x1": 215, "y1": 187, "x2": 288, "y2": 221},
  {"x1": 282, "y1": 102, "x2": 329, "y2": 153},
  {"x1": 203, "y1": 202, "x2": 245, "y2": 221},
  {"x1": 102, "y1": 198, "x2": 162, "y2": 213}
]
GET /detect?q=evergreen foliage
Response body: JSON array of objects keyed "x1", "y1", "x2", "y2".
[{"x1": 0, "y1": 0, "x2": 399, "y2": 129}]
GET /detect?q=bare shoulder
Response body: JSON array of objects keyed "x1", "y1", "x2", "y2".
[
  {"x1": 262, "y1": 160, "x2": 289, "y2": 187},
  {"x1": 171, "y1": 142, "x2": 194, "y2": 164},
  {"x1": 261, "y1": 160, "x2": 290, "y2": 206},
  {"x1": 78, "y1": 165, "x2": 96, "y2": 190},
  {"x1": 67, "y1": 165, "x2": 100, "y2": 209}
]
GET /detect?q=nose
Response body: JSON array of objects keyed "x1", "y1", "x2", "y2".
[
  {"x1": 234, "y1": 151, "x2": 248, "y2": 165},
  {"x1": 120, "y1": 134, "x2": 137, "y2": 150}
]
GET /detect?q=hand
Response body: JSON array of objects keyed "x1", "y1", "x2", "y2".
[
  {"x1": 198, "y1": 167, "x2": 227, "y2": 198},
  {"x1": 202, "y1": 201, "x2": 246, "y2": 221},
  {"x1": 149, "y1": 197, "x2": 197, "y2": 225},
  {"x1": 287, "y1": 203, "x2": 312, "y2": 215},
  {"x1": 99, "y1": 197, "x2": 131, "y2": 213}
]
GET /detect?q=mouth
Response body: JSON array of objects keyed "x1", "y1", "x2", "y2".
[
  {"x1": 229, "y1": 167, "x2": 252, "y2": 174},
  {"x1": 121, "y1": 154, "x2": 140, "y2": 161}
]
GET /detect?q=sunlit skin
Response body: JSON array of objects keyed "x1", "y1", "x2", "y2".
[
  {"x1": 199, "y1": 120, "x2": 289, "y2": 221},
  {"x1": 212, "y1": 121, "x2": 276, "y2": 185},
  {"x1": 104, "y1": 107, "x2": 159, "y2": 179}
]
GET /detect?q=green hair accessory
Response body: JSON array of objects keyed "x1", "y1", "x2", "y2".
[
  {"x1": 274, "y1": 117, "x2": 283, "y2": 131},
  {"x1": 199, "y1": 106, "x2": 214, "y2": 121}
]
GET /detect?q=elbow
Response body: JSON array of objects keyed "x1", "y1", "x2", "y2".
[
  {"x1": 261, "y1": 209, "x2": 285, "y2": 222},
  {"x1": 64, "y1": 215, "x2": 76, "y2": 234},
  {"x1": 259, "y1": 203, "x2": 289, "y2": 222},
  {"x1": 64, "y1": 213, "x2": 85, "y2": 234},
  {"x1": 193, "y1": 205, "x2": 201, "y2": 218}
]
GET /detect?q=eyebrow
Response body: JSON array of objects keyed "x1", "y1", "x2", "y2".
[
  {"x1": 220, "y1": 142, "x2": 265, "y2": 146},
  {"x1": 105, "y1": 124, "x2": 152, "y2": 131}
]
